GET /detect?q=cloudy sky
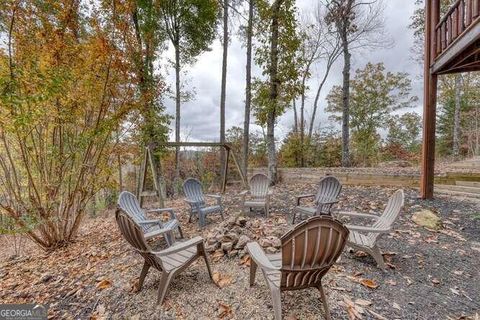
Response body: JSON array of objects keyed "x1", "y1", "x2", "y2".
[{"x1": 162, "y1": 0, "x2": 423, "y2": 143}]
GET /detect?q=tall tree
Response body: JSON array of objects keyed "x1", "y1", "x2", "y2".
[
  {"x1": 130, "y1": 0, "x2": 170, "y2": 183},
  {"x1": 160, "y1": 0, "x2": 218, "y2": 179},
  {"x1": 253, "y1": 0, "x2": 301, "y2": 184},
  {"x1": 325, "y1": 0, "x2": 390, "y2": 167},
  {"x1": 243, "y1": 0, "x2": 255, "y2": 176},
  {"x1": 326, "y1": 63, "x2": 417, "y2": 166}
]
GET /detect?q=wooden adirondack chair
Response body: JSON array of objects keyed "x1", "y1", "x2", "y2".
[
  {"x1": 117, "y1": 191, "x2": 183, "y2": 246},
  {"x1": 337, "y1": 189, "x2": 404, "y2": 269},
  {"x1": 183, "y1": 178, "x2": 224, "y2": 227},
  {"x1": 240, "y1": 173, "x2": 272, "y2": 217},
  {"x1": 115, "y1": 210, "x2": 213, "y2": 305},
  {"x1": 247, "y1": 216, "x2": 349, "y2": 320},
  {"x1": 293, "y1": 176, "x2": 342, "y2": 224}
]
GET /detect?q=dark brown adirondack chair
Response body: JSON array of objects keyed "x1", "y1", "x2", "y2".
[
  {"x1": 247, "y1": 216, "x2": 349, "y2": 320},
  {"x1": 115, "y1": 210, "x2": 213, "y2": 305}
]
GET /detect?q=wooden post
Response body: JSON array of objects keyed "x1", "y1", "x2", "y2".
[
  {"x1": 421, "y1": 0, "x2": 440, "y2": 199},
  {"x1": 222, "y1": 146, "x2": 230, "y2": 193}
]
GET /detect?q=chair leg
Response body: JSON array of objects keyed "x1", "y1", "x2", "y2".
[
  {"x1": 292, "y1": 212, "x2": 297, "y2": 224},
  {"x1": 317, "y1": 282, "x2": 331, "y2": 320},
  {"x1": 249, "y1": 260, "x2": 257, "y2": 286},
  {"x1": 157, "y1": 271, "x2": 175, "y2": 305},
  {"x1": 370, "y1": 246, "x2": 386, "y2": 269},
  {"x1": 138, "y1": 262, "x2": 150, "y2": 290},
  {"x1": 188, "y1": 211, "x2": 193, "y2": 223},
  {"x1": 177, "y1": 226, "x2": 184, "y2": 239},
  {"x1": 270, "y1": 288, "x2": 282, "y2": 320},
  {"x1": 199, "y1": 212, "x2": 206, "y2": 228},
  {"x1": 164, "y1": 232, "x2": 173, "y2": 247}
]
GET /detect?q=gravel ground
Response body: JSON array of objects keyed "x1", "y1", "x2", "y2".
[{"x1": 1, "y1": 184, "x2": 479, "y2": 319}]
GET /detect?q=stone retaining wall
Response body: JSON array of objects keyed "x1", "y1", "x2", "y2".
[{"x1": 247, "y1": 167, "x2": 480, "y2": 187}]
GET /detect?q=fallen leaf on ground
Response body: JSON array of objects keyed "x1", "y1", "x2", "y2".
[
  {"x1": 360, "y1": 278, "x2": 378, "y2": 289},
  {"x1": 218, "y1": 302, "x2": 233, "y2": 318},
  {"x1": 355, "y1": 299, "x2": 372, "y2": 307},
  {"x1": 431, "y1": 278, "x2": 440, "y2": 284},
  {"x1": 211, "y1": 250, "x2": 224, "y2": 262},
  {"x1": 238, "y1": 255, "x2": 251, "y2": 267},
  {"x1": 212, "y1": 272, "x2": 233, "y2": 288},
  {"x1": 96, "y1": 279, "x2": 111, "y2": 290}
]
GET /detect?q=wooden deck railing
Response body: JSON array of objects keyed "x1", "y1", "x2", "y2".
[{"x1": 434, "y1": 0, "x2": 480, "y2": 60}]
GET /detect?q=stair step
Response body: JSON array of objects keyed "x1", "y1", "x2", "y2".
[
  {"x1": 434, "y1": 188, "x2": 480, "y2": 199},
  {"x1": 456, "y1": 181, "x2": 480, "y2": 187},
  {"x1": 435, "y1": 184, "x2": 480, "y2": 194}
]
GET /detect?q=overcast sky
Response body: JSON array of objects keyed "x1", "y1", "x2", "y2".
[{"x1": 162, "y1": 0, "x2": 423, "y2": 143}]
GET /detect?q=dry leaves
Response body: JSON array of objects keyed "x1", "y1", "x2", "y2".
[
  {"x1": 96, "y1": 279, "x2": 112, "y2": 290},
  {"x1": 217, "y1": 302, "x2": 233, "y2": 318},
  {"x1": 212, "y1": 272, "x2": 233, "y2": 288},
  {"x1": 238, "y1": 255, "x2": 251, "y2": 267},
  {"x1": 360, "y1": 278, "x2": 378, "y2": 289}
]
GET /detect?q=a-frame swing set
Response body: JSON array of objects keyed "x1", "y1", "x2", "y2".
[{"x1": 136, "y1": 142, "x2": 248, "y2": 207}]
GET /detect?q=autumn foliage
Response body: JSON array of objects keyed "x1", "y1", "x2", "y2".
[{"x1": 0, "y1": 1, "x2": 142, "y2": 250}]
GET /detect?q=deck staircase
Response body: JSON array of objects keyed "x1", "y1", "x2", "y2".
[{"x1": 435, "y1": 157, "x2": 480, "y2": 199}]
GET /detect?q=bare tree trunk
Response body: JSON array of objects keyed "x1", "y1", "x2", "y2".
[
  {"x1": 220, "y1": 0, "x2": 228, "y2": 179},
  {"x1": 116, "y1": 128, "x2": 123, "y2": 191},
  {"x1": 293, "y1": 99, "x2": 298, "y2": 133},
  {"x1": 242, "y1": 0, "x2": 254, "y2": 177},
  {"x1": 452, "y1": 74, "x2": 462, "y2": 159},
  {"x1": 308, "y1": 52, "x2": 339, "y2": 139},
  {"x1": 340, "y1": 28, "x2": 351, "y2": 167},
  {"x1": 174, "y1": 42, "x2": 181, "y2": 180},
  {"x1": 300, "y1": 72, "x2": 307, "y2": 167},
  {"x1": 267, "y1": 0, "x2": 282, "y2": 185}
]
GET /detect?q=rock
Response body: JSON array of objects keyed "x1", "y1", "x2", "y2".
[
  {"x1": 221, "y1": 242, "x2": 233, "y2": 253},
  {"x1": 265, "y1": 247, "x2": 278, "y2": 254},
  {"x1": 236, "y1": 216, "x2": 247, "y2": 227},
  {"x1": 207, "y1": 237, "x2": 218, "y2": 246},
  {"x1": 205, "y1": 243, "x2": 219, "y2": 253},
  {"x1": 235, "y1": 235, "x2": 251, "y2": 249},
  {"x1": 222, "y1": 232, "x2": 239, "y2": 244},
  {"x1": 227, "y1": 250, "x2": 238, "y2": 258},
  {"x1": 412, "y1": 210, "x2": 443, "y2": 230},
  {"x1": 260, "y1": 236, "x2": 281, "y2": 248},
  {"x1": 259, "y1": 238, "x2": 272, "y2": 248}
]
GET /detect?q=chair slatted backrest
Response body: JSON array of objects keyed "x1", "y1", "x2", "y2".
[
  {"x1": 315, "y1": 176, "x2": 342, "y2": 204},
  {"x1": 118, "y1": 191, "x2": 149, "y2": 232},
  {"x1": 115, "y1": 210, "x2": 163, "y2": 271},
  {"x1": 368, "y1": 189, "x2": 404, "y2": 243},
  {"x1": 279, "y1": 216, "x2": 348, "y2": 289},
  {"x1": 183, "y1": 178, "x2": 205, "y2": 205},
  {"x1": 249, "y1": 174, "x2": 269, "y2": 199}
]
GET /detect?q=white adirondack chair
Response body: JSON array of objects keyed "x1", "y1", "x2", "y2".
[{"x1": 337, "y1": 189, "x2": 404, "y2": 269}]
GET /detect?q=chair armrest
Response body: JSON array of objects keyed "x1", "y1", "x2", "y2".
[
  {"x1": 346, "y1": 224, "x2": 390, "y2": 233},
  {"x1": 205, "y1": 194, "x2": 222, "y2": 205},
  {"x1": 296, "y1": 194, "x2": 315, "y2": 206},
  {"x1": 137, "y1": 219, "x2": 162, "y2": 226},
  {"x1": 155, "y1": 236, "x2": 204, "y2": 256},
  {"x1": 337, "y1": 211, "x2": 380, "y2": 220},
  {"x1": 246, "y1": 242, "x2": 279, "y2": 271},
  {"x1": 147, "y1": 208, "x2": 177, "y2": 220},
  {"x1": 318, "y1": 199, "x2": 339, "y2": 205}
]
